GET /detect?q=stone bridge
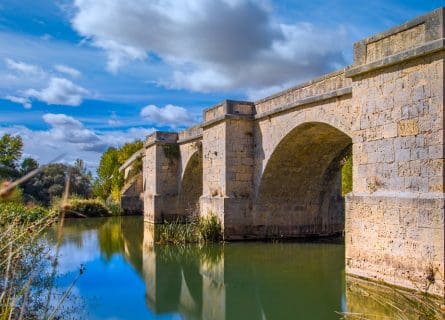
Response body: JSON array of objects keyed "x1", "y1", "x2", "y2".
[{"x1": 120, "y1": 9, "x2": 445, "y2": 296}]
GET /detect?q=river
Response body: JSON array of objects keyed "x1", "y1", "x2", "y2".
[{"x1": 42, "y1": 216, "x2": 434, "y2": 319}]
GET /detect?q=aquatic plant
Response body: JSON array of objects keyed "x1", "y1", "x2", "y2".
[
  {"x1": 155, "y1": 212, "x2": 223, "y2": 245},
  {"x1": 197, "y1": 213, "x2": 223, "y2": 242}
]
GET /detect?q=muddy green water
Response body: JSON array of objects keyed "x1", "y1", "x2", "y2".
[{"x1": 45, "y1": 216, "x2": 433, "y2": 319}]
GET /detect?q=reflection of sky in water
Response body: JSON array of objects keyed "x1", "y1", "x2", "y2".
[
  {"x1": 57, "y1": 255, "x2": 174, "y2": 320},
  {"x1": 56, "y1": 230, "x2": 100, "y2": 274},
  {"x1": 53, "y1": 226, "x2": 178, "y2": 320}
]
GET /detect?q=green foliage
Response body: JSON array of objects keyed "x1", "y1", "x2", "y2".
[
  {"x1": 94, "y1": 139, "x2": 143, "y2": 201},
  {"x1": 341, "y1": 154, "x2": 353, "y2": 196},
  {"x1": 156, "y1": 213, "x2": 223, "y2": 244},
  {"x1": 127, "y1": 156, "x2": 142, "y2": 181},
  {"x1": 163, "y1": 144, "x2": 180, "y2": 161},
  {"x1": 0, "y1": 181, "x2": 23, "y2": 204},
  {"x1": 156, "y1": 218, "x2": 200, "y2": 245},
  {"x1": 20, "y1": 157, "x2": 39, "y2": 174},
  {"x1": 22, "y1": 163, "x2": 92, "y2": 206},
  {"x1": 0, "y1": 202, "x2": 50, "y2": 226},
  {"x1": 0, "y1": 134, "x2": 23, "y2": 168},
  {"x1": 0, "y1": 134, "x2": 25, "y2": 180},
  {"x1": 117, "y1": 140, "x2": 143, "y2": 164},
  {"x1": 198, "y1": 213, "x2": 223, "y2": 242},
  {"x1": 105, "y1": 199, "x2": 123, "y2": 216},
  {"x1": 56, "y1": 198, "x2": 112, "y2": 218}
]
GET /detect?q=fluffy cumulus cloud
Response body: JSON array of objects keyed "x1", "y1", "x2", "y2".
[
  {"x1": 26, "y1": 77, "x2": 88, "y2": 106},
  {"x1": 140, "y1": 104, "x2": 195, "y2": 127},
  {"x1": 70, "y1": 0, "x2": 348, "y2": 96},
  {"x1": 3, "y1": 57, "x2": 88, "y2": 108},
  {"x1": 0, "y1": 114, "x2": 154, "y2": 170}
]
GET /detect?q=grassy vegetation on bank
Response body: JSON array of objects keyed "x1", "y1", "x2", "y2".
[
  {"x1": 155, "y1": 213, "x2": 223, "y2": 245},
  {"x1": 51, "y1": 197, "x2": 122, "y2": 218}
]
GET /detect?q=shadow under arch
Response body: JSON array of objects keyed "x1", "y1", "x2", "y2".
[
  {"x1": 253, "y1": 121, "x2": 352, "y2": 238},
  {"x1": 179, "y1": 150, "x2": 203, "y2": 217}
]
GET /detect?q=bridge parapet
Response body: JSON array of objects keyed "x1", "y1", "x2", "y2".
[
  {"x1": 178, "y1": 124, "x2": 203, "y2": 144},
  {"x1": 145, "y1": 131, "x2": 178, "y2": 147},
  {"x1": 203, "y1": 100, "x2": 255, "y2": 126},
  {"x1": 119, "y1": 148, "x2": 144, "y2": 179},
  {"x1": 347, "y1": 7, "x2": 444, "y2": 77},
  {"x1": 255, "y1": 70, "x2": 351, "y2": 116}
]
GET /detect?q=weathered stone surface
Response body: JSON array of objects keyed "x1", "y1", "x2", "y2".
[{"x1": 122, "y1": 8, "x2": 445, "y2": 296}]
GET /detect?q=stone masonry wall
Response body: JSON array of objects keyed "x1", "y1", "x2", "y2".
[
  {"x1": 345, "y1": 8, "x2": 445, "y2": 296},
  {"x1": 347, "y1": 51, "x2": 444, "y2": 296}
]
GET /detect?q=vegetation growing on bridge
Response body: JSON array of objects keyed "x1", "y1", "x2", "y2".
[
  {"x1": 341, "y1": 154, "x2": 353, "y2": 196},
  {"x1": 162, "y1": 143, "x2": 180, "y2": 162}
]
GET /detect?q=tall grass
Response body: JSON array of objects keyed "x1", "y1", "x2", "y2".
[
  {"x1": 155, "y1": 213, "x2": 223, "y2": 245},
  {"x1": 0, "y1": 169, "x2": 85, "y2": 319}
]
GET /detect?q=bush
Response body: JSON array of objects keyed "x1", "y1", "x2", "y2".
[
  {"x1": 0, "y1": 202, "x2": 50, "y2": 226},
  {"x1": 55, "y1": 198, "x2": 111, "y2": 218}
]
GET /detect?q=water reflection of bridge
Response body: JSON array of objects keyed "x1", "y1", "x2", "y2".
[
  {"x1": 61, "y1": 217, "x2": 439, "y2": 319},
  {"x1": 141, "y1": 224, "x2": 345, "y2": 319}
]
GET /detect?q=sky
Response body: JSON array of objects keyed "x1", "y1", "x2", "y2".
[{"x1": 0, "y1": 0, "x2": 442, "y2": 172}]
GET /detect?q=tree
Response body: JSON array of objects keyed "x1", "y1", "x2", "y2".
[
  {"x1": 0, "y1": 134, "x2": 23, "y2": 168},
  {"x1": 20, "y1": 157, "x2": 39, "y2": 174},
  {"x1": 0, "y1": 134, "x2": 23, "y2": 180},
  {"x1": 94, "y1": 139, "x2": 143, "y2": 201},
  {"x1": 22, "y1": 163, "x2": 92, "y2": 206}
]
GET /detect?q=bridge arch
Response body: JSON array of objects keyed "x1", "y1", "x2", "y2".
[
  {"x1": 179, "y1": 149, "x2": 203, "y2": 217},
  {"x1": 253, "y1": 121, "x2": 352, "y2": 237}
]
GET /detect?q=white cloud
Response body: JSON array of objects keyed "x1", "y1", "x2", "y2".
[
  {"x1": 5, "y1": 58, "x2": 44, "y2": 76},
  {"x1": 26, "y1": 77, "x2": 88, "y2": 106},
  {"x1": 4, "y1": 95, "x2": 31, "y2": 109},
  {"x1": 3, "y1": 56, "x2": 89, "y2": 108},
  {"x1": 95, "y1": 39, "x2": 146, "y2": 73},
  {"x1": 43, "y1": 113, "x2": 100, "y2": 144},
  {"x1": 54, "y1": 64, "x2": 81, "y2": 78},
  {"x1": 0, "y1": 114, "x2": 155, "y2": 170},
  {"x1": 140, "y1": 104, "x2": 195, "y2": 127},
  {"x1": 70, "y1": 0, "x2": 348, "y2": 95}
]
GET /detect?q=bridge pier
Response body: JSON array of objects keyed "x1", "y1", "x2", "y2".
[
  {"x1": 142, "y1": 132, "x2": 180, "y2": 223},
  {"x1": 199, "y1": 100, "x2": 256, "y2": 239},
  {"x1": 126, "y1": 8, "x2": 445, "y2": 296}
]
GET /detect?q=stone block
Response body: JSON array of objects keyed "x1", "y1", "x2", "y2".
[{"x1": 398, "y1": 119, "x2": 419, "y2": 136}]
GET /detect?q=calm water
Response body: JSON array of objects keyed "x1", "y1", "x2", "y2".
[{"x1": 43, "y1": 217, "x2": 429, "y2": 320}]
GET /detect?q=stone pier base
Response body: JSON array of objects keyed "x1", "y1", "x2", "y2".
[{"x1": 346, "y1": 192, "x2": 444, "y2": 297}]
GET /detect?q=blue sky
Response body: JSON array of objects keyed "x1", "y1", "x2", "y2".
[{"x1": 0, "y1": 0, "x2": 442, "y2": 171}]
